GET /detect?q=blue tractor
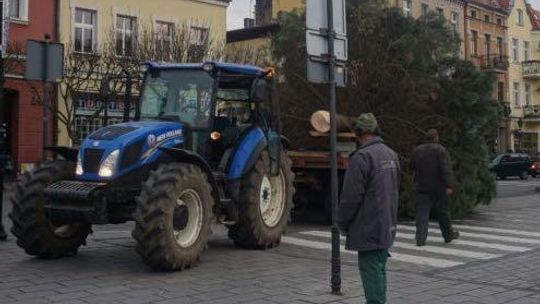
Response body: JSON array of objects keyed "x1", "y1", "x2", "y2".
[{"x1": 9, "y1": 62, "x2": 295, "y2": 270}]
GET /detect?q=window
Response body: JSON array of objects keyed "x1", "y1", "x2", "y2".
[
  {"x1": 472, "y1": 31, "x2": 478, "y2": 55},
  {"x1": 436, "y1": 8, "x2": 444, "y2": 20},
  {"x1": 497, "y1": 37, "x2": 504, "y2": 57},
  {"x1": 421, "y1": 3, "x2": 429, "y2": 16},
  {"x1": 518, "y1": 9, "x2": 524, "y2": 26},
  {"x1": 485, "y1": 34, "x2": 491, "y2": 57},
  {"x1": 74, "y1": 9, "x2": 97, "y2": 54},
  {"x1": 451, "y1": 12, "x2": 459, "y2": 33},
  {"x1": 512, "y1": 38, "x2": 519, "y2": 61},
  {"x1": 116, "y1": 15, "x2": 137, "y2": 56},
  {"x1": 188, "y1": 26, "x2": 209, "y2": 46},
  {"x1": 485, "y1": 15, "x2": 490, "y2": 22},
  {"x1": 524, "y1": 41, "x2": 530, "y2": 61},
  {"x1": 497, "y1": 18, "x2": 502, "y2": 25},
  {"x1": 403, "y1": 0, "x2": 412, "y2": 17},
  {"x1": 471, "y1": 10, "x2": 477, "y2": 18},
  {"x1": 155, "y1": 21, "x2": 174, "y2": 61},
  {"x1": 525, "y1": 83, "x2": 531, "y2": 106},
  {"x1": 513, "y1": 82, "x2": 521, "y2": 107},
  {"x1": 9, "y1": 0, "x2": 27, "y2": 21}
]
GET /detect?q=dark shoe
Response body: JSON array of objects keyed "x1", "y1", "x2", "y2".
[
  {"x1": 416, "y1": 240, "x2": 426, "y2": 247},
  {"x1": 444, "y1": 230, "x2": 459, "y2": 243},
  {"x1": 0, "y1": 226, "x2": 6, "y2": 241}
]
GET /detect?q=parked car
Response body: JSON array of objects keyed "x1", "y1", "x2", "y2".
[
  {"x1": 529, "y1": 159, "x2": 540, "y2": 178},
  {"x1": 489, "y1": 153, "x2": 532, "y2": 180}
]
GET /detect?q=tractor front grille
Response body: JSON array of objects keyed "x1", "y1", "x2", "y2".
[
  {"x1": 45, "y1": 180, "x2": 106, "y2": 201},
  {"x1": 83, "y1": 149, "x2": 104, "y2": 174}
]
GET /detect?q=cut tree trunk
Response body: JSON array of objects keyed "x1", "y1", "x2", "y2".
[{"x1": 310, "y1": 110, "x2": 354, "y2": 133}]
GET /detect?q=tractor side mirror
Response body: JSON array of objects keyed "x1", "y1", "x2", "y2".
[{"x1": 252, "y1": 79, "x2": 268, "y2": 104}]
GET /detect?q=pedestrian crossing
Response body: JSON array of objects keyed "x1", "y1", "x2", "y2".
[{"x1": 281, "y1": 222, "x2": 540, "y2": 269}]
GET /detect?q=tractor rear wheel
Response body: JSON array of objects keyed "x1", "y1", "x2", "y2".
[
  {"x1": 9, "y1": 160, "x2": 91, "y2": 258},
  {"x1": 132, "y1": 163, "x2": 214, "y2": 270},
  {"x1": 227, "y1": 151, "x2": 294, "y2": 249}
]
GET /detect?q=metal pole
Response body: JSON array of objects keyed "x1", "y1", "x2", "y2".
[
  {"x1": 0, "y1": 49, "x2": 6, "y2": 241},
  {"x1": 42, "y1": 34, "x2": 51, "y2": 161},
  {"x1": 327, "y1": 0, "x2": 341, "y2": 295}
]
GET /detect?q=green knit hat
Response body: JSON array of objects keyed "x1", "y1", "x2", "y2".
[{"x1": 354, "y1": 113, "x2": 378, "y2": 133}]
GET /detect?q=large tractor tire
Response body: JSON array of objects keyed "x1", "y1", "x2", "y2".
[
  {"x1": 132, "y1": 163, "x2": 214, "y2": 271},
  {"x1": 227, "y1": 151, "x2": 294, "y2": 249},
  {"x1": 9, "y1": 160, "x2": 92, "y2": 258}
]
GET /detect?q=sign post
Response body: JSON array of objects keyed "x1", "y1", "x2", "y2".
[
  {"x1": 306, "y1": 0, "x2": 347, "y2": 294},
  {"x1": 25, "y1": 36, "x2": 64, "y2": 160},
  {"x1": 0, "y1": 0, "x2": 9, "y2": 241}
]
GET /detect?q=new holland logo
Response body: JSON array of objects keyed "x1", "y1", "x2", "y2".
[{"x1": 147, "y1": 134, "x2": 157, "y2": 147}]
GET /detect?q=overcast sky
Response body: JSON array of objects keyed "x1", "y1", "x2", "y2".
[{"x1": 227, "y1": 0, "x2": 255, "y2": 30}]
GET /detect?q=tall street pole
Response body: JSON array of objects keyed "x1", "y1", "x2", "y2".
[
  {"x1": 327, "y1": 0, "x2": 341, "y2": 295},
  {"x1": 0, "y1": 49, "x2": 6, "y2": 241}
]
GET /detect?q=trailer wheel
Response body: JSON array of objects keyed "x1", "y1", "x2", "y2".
[
  {"x1": 132, "y1": 163, "x2": 214, "y2": 270},
  {"x1": 9, "y1": 161, "x2": 91, "y2": 258},
  {"x1": 227, "y1": 151, "x2": 294, "y2": 249}
]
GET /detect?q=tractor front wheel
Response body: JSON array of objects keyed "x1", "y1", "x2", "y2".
[
  {"x1": 132, "y1": 163, "x2": 214, "y2": 270},
  {"x1": 9, "y1": 161, "x2": 91, "y2": 258},
  {"x1": 227, "y1": 151, "x2": 294, "y2": 249}
]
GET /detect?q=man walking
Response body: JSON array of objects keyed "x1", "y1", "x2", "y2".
[
  {"x1": 410, "y1": 129, "x2": 459, "y2": 246},
  {"x1": 338, "y1": 113, "x2": 400, "y2": 304}
]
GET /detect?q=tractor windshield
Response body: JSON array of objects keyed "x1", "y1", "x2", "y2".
[{"x1": 140, "y1": 70, "x2": 214, "y2": 129}]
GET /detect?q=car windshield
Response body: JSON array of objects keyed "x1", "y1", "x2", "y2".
[{"x1": 140, "y1": 70, "x2": 214, "y2": 128}]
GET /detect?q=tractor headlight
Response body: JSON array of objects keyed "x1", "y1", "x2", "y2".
[
  {"x1": 76, "y1": 154, "x2": 83, "y2": 175},
  {"x1": 98, "y1": 150, "x2": 120, "y2": 177}
]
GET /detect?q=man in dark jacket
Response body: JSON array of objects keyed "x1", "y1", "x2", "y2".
[
  {"x1": 338, "y1": 113, "x2": 400, "y2": 304},
  {"x1": 410, "y1": 129, "x2": 459, "y2": 246}
]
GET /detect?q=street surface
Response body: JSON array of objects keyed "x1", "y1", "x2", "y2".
[{"x1": 0, "y1": 178, "x2": 539, "y2": 303}]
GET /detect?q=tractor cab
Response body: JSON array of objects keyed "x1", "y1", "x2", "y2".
[{"x1": 138, "y1": 62, "x2": 278, "y2": 169}]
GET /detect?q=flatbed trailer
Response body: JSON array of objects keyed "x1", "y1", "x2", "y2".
[{"x1": 287, "y1": 150, "x2": 351, "y2": 220}]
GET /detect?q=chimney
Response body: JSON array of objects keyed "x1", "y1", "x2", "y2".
[{"x1": 244, "y1": 18, "x2": 255, "y2": 28}]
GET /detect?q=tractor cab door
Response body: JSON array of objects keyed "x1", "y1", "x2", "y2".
[{"x1": 252, "y1": 78, "x2": 281, "y2": 175}]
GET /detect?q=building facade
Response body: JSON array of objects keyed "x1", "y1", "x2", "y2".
[
  {"x1": 395, "y1": 0, "x2": 466, "y2": 57},
  {"x1": 463, "y1": 0, "x2": 510, "y2": 153},
  {"x1": 1, "y1": 0, "x2": 57, "y2": 172},
  {"x1": 56, "y1": 0, "x2": 230, "y2": 146},
  {"x1": 519, "y1": 3, "x2": 540, "y2": 155}
]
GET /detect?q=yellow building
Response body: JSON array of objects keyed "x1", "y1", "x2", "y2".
[
  {"x1": 56, "y1": 0, "x2": 230, "y2": 146},
  {"x1": 255, "y1": 0, "x2": 304, "y2": 26},
  {"x1": 500, "y1": 0, "x2": 540, "y2": 154}
]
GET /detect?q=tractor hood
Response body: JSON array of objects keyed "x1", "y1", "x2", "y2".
[{"x1": 77, "y1": 121, "x2": 185, "y2": 181}]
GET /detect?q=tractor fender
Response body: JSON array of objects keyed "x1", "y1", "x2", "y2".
[
  {"x1": 227, "y1": 127, "x2": 267, "y2": 180},
  {"x1": 158, "y1": 147, "x2": 220, "y2": 201},
  {"x1": 44, "y1": 146, "x2": 79, "y2": 162}
]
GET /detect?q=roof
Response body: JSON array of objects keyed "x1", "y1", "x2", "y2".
[
  {"x1": 226, "y1": 23, "x2": 281, "y2": 43},
  {"x1": 526, "y1": 3, "x2": 540, "y2": 30},
  {"x1": 143, "y1": 62, "x2": 266, "y2": 77},
  {"x1": 498, "y1": 0, "x2": 511, "y2": 9}
]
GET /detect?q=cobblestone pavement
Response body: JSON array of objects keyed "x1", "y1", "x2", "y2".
[{"x1": 0, "y1": 180, "x2": 539, "y2": 304}]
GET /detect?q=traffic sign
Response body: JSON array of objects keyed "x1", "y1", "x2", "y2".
[
  {"x1": 306, "y1": 0, "x2": 346, "y2": 36},
  {"x1": 25, "y1": 39, "x2": 64, "y2": 82},
  {"x1": 307, "y1": 59, "x2": 346, "y2": 87},
  {"x1": 306, "y1": 30, "x2": 347, "y2": 61}
]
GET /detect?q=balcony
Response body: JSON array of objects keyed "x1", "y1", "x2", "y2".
[
  {"x1": 522, "y1": 61, "x2": 540, "y2": 79},
  {"x1": 479, "y1": 54, "x2": 509, "y2": 72},
  {"x1": 523, "y1": 105, "x2": 540, "y2": 120}
]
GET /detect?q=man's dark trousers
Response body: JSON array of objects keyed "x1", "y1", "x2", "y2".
[
  {"x1": 416, "y1": 193, "x2": 453, "y2": 242},
  {"x1": 358, "y1": 249, "x2": 388, "y2": 304}
]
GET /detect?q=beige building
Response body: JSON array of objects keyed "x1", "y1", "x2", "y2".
[
  {"x1": 56, "y1": 0, "x2": 230, "y2": 146},
  {"x1": 395, "y1": 0, "x2": 466, "y2": 57}
]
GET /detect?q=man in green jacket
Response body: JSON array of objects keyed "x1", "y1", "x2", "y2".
[{"x1": 339, "y1": 113, "x2": 400, "y2": 304}]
